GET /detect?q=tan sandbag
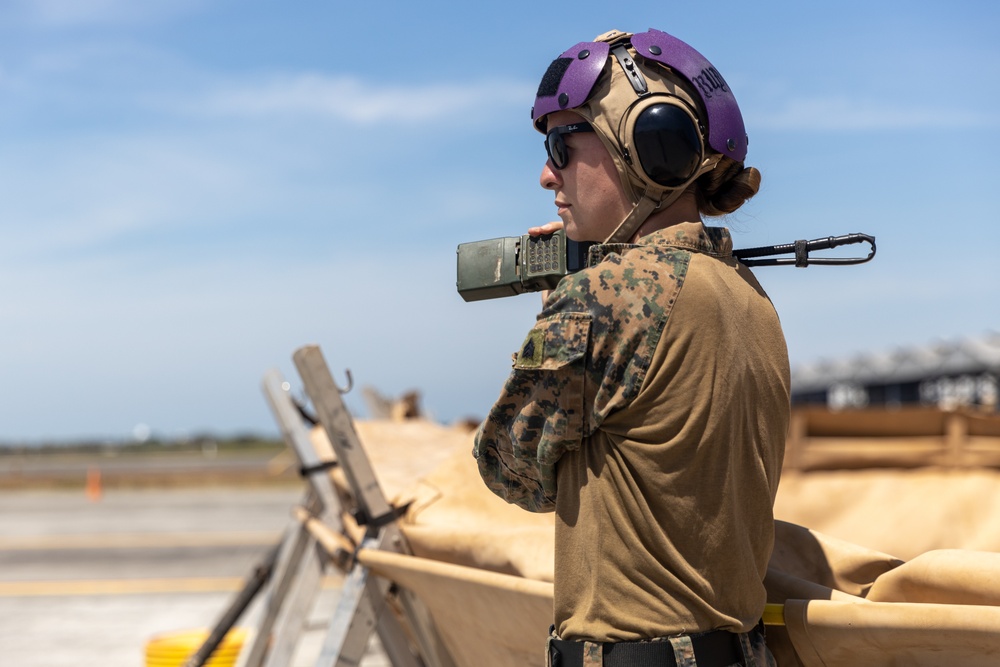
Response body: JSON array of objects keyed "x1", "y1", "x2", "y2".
[
  {"x1": 774, "y1": 468, "x2": 1000, "y2": 560},
  {"x1": 401, "y1": 446, "x2": 556, "y2": 582},
  {"x1": 352, "y1": 420, "x2": 473, "y2": 503},
  {"x1": 764, "y1": 567, "x2": 864, "y2": 605},
  {"x1": 309, "y1": 420, "x2": 472, "y2": 505},
  {"x1": 360, "y1": 549, "x2": 554, "y2": 667},
  {"x1": 767, "y1": 526, "x2": 1000, "y2": 665},
  {"x1": 866, "y1": 549, "x2": 1000, "y2": 605},
  {"x1": 769, "y1": 520, "x2": 903, "y2": 599},
  {"x1": 783, "y1": 599, "x2": 1000, "y2": 667}
]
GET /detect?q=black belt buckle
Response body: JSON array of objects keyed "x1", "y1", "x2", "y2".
[
  {"x1": 549, "y1": 638, "x2": 580, "y2": 667},
  {"x1": 691, "y1": 629, "x2": 742, "y2": 666}
]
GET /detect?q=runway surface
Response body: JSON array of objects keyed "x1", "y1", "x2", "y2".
[{"x1": 0, "y1": 486, "x2": 388, "y2": 667}]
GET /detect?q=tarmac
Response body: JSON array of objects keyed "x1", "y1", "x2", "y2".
[{"x1": 0, "y1": 485, "x2": 389, "y2": 667}]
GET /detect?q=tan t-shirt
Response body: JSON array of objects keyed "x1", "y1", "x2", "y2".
[{"x1": 475, "y1": 222, "x2": 790, "y2": 641}]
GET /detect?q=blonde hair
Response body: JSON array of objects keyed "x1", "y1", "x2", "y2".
[{"x1": 693, "y1": 157, "x2": 761, "y2": 217}]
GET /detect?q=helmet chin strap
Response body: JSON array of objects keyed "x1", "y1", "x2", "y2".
[
  {"x1": 603, "y1": 189, "x2": 681, "y2": 244},
  {"x1": 603, "y1": 154, "x2": 722, "y2": 244}
]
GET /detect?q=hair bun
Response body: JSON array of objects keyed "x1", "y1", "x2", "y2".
[{"x1": 695, "y1": 159, "x2": 760, "y2": 216}]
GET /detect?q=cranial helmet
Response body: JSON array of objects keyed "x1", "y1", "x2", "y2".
[{"x1": 532, "y1": 29, "x2": 747, "y2": 243}]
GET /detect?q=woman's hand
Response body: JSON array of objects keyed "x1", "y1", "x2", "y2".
[
  {"x1": 528, "y1": 222, "x2": 565, "y2": 305},
  {"x1": 527, "y1": 221, "x2": 564, "y2": 237}
]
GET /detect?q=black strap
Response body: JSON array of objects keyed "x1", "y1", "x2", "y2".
[
  {"x1": 298, "y1": 460, "x2": 339, "y2": 477},
  {"x1": 550, "y1": 628, "x2": 743, "y2": 667},
  {"x1": 352, "y1": 501, "x2": 413, "y2": 530},
  {"x1": 794, "y1": 239, "x2": 809, "y2": 267},
  {"x1": 291, "y1": 396, "x2": 319, "y2": 426}
]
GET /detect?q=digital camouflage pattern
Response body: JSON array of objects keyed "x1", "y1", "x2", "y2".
[
  {"x1": 474, "y1": 222, "x2": 733, "y2": 511},
  {"x1": 669, "y1": 635, "x2": 697, "y2": 666}
]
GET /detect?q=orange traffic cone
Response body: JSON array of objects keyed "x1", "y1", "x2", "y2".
[{"x1": 86, "y1": 466, "x2": 103, "y2": 502}]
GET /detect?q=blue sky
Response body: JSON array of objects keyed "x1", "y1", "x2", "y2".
[{"x1": 1, "y1": 1, "x2": 998, "y2": 441}]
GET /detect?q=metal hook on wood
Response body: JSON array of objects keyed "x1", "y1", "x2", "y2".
[{"x1": 335, "y1": 369, "x2": 354, "y2": 394}]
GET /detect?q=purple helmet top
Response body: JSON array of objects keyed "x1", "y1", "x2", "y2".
[
  {"x1": 531, "y1": 29, "x2": 747, "y2": 162},
  {"x1": 531, "y1": 41, "x2": 610, "y2": 122}
]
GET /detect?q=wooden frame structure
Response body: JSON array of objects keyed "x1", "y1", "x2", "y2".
[{"x1": 239, "y1": 344, "x2": 454, "y2": 667}]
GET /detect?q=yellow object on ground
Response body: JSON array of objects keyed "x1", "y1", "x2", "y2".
[{"x1": 144, "y1": 627, "x2": 246, "y2": 667}]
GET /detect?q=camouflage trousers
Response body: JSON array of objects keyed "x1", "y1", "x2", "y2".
[{"x1": 546, "y1": 626, "x2": 776, "y2": 667}]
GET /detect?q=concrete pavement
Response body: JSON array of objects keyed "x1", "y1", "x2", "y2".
[{"x1": 0, "y1": 486, "x2": 388, "y2": 667}]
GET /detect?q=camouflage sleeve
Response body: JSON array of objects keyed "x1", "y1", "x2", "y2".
[
  {"x1": 473, "y1": 311, "x2": 590, "y2": 512},
  {"x1": 549, "y1": 248, "x2": 690, "y2": 431}
]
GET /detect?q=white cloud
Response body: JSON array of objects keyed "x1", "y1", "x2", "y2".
[
  {"x1": 752, "y1": 96, "x2": 994, "y2": 131},
  {"x1": 186, "y1": 73, "x2": 534, "y2": 124}
]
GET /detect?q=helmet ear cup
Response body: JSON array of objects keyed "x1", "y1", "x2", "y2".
[{"x1": 630, "y1": 102, "x2": 703, "y2": 188}]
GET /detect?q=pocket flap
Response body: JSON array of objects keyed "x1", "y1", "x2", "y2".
[{"x1": 513, "y1": 312, "x2": 590, "y2": 371}]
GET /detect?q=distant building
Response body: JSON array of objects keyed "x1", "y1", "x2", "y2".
[{"x1": 791, "y1": 332, "x2": 1000, "y2": 412}]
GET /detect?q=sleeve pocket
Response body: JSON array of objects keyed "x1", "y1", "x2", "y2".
[
  {"x1": 509, "y1": 312, "x2": 590, "y2": 467},
  {"x1": 513, "y1": 312, "x2": 590, "y2": 370}
]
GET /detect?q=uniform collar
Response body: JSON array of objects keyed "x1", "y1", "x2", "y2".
[{"x1": 585, "y1": 221, "x2": 733, "y2": 266}]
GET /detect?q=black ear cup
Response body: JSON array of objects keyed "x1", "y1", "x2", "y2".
[{"x1": 632, "y1": 103, "x2": 703, "y2": 187}]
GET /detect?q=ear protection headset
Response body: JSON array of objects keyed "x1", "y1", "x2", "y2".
[
  {"x1": 628, "y1": 102, "x2": 704, "y2": 187},
  {"x1": 611, "y1": 43, "x2": 706, "y2": 189}
]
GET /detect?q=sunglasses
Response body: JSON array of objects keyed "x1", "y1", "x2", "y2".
[{"x1": 544, "y1": 122, "x2": 595, "y2": 169}]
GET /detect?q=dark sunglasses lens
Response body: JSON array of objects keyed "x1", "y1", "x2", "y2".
[
  {"x1": 545, "y1": 131, "x2": 568, "y2": 168},
  {"x1": 545, "y1": 124, "x2": 593, "y2": 169}
]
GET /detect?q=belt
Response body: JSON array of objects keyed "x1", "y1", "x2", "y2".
[{"x1": 549, "y1": 628, "x2": 743, "y2": 667}]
